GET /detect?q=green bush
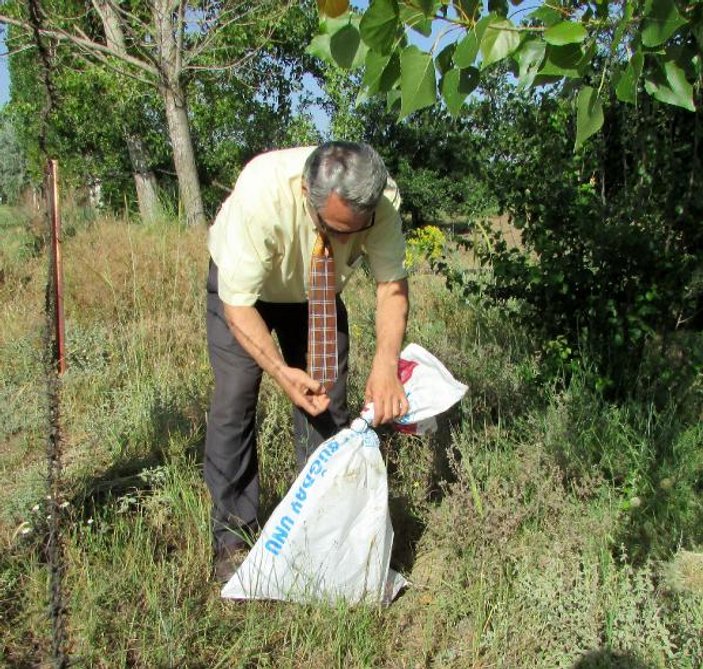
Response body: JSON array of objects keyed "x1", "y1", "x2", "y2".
[{"x1": 453, "y1": 83, "x2": 703, "y2": 394}]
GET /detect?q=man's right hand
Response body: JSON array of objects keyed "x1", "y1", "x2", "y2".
[{"x1": 277, "y1": 366, "x2": 331, "y2": 416}]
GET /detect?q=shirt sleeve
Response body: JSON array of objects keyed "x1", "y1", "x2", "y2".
[
  {"x1": 363, "y1": 189, "x2": 408, "y2": 284},
  {"x1": 208, "y1": 191, "x2": 275, "y2": 307}
]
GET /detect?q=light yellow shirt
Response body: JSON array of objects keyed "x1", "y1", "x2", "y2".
[{"x1": 208, "y1": 146, "x2": 407, "y2": 306}]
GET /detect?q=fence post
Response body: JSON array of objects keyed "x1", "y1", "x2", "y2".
[
  {"x1": 44, "y1": 158, "x2": 69, "y2": 669},
  {"x1": 47, "y1": 159, "x2": 66, "y2": 374}
]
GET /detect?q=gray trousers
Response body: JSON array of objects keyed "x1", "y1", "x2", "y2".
[{"x1": 205, "y1": 261, "x2": 350, "y2": 550}]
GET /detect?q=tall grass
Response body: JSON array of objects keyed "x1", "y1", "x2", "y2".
[{"x1": 1, "y1": 208, "x2": 701, "y2": 668}]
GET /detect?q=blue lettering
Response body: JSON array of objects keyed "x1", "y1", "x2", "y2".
[
  {"x1": 310, "y1": 460, "x2": 322, "y2": 475},
  {"x1": 271, "y1": 524, "x2": 289, "y2": 544},
  {"x1": 281, "y1": 515, "x2": 295, "y2": 531},
  {"x1": 291, "y1": 500, "x2": 303, "y2": 514},
  {"x1": 303, "y1": 474, "x2": 315, "y2": 488},
  {"x1": 265, "y1": 540, "x2": 281, "y2": 556}
]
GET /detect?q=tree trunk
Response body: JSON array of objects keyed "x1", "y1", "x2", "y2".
[
  {"x1": 162, "y1": 83, "x2": 206, "y2": 227},
  {"x1": 153, "y1": 0, "x2": 206, "y2": 227},
  {"x1": 125, "y1": 132, "x2": 162, "y2": 224},
  {"x1": 93, "y1": 0, "x2": 163, "y2": 224}
]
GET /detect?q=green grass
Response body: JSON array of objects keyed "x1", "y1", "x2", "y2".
[{"x1": 1, "y1": 209, "x2": 701, "y2": 668}]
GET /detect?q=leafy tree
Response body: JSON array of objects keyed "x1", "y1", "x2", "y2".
[
  {"x1": 2, "y1": 0, "x2": 320, "y2": 221},
  {"x1": 0, "y1": 112, "x2": 27, "y2": 204},
  {"x1": 308, "y1": 30, "x2": 496, "y2": 227},
  {"x1": 7, "y1": 40, "x2": 169, "y2": 216},
  {"x1": 189, "y1": 2, "x2": 321, "y2": 210},
  {"x1": 314, "y1": 0, "x2": 702, "y2": 145},
  {"x1": 362, "y1": 101, "x2": 497, "y2": 226},
  {"x1": 1, "y1": 0, "x2": 304, "y2": 225},
  {"x1": 449, "y1": 76, "x2": 703, "y2": 392},
  {"x1": 322, "y1": 65, "x2": 367, "y2": 140}
]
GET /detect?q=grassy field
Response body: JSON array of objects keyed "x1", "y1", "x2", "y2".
[{"x1": 0, "y1": 204, "x2": 701, "y2": 668}]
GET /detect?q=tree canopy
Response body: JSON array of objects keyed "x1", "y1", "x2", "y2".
[
  {"x1": 1, "y1": 0, "x2": 316, "y2": 222},
  {"x1": 313, "y1": 0, "x2": 701, "y2": 147}
]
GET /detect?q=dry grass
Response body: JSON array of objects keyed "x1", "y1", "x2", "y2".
[{"x1": 663, "y1": 550, "x2": 703, "y2": 596}]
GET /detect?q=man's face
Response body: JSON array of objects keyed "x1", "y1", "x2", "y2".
[{"x1": 311, "y1": 192, "x2": 375, "y2": 244}]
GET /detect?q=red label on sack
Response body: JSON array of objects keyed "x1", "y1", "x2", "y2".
[
  {"x1": 397, "y1": 358, "x2": 418, "y2": 384},
  {"x1": 394, "y1": 422, "x2": 419, "y2": 435}
]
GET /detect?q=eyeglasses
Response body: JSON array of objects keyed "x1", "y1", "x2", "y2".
[{"x1": 316, "y1": 210, "x2": 376, "y2": 236}]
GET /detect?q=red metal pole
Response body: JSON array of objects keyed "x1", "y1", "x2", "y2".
[{"x1": 47, "y1": 159, "x2": 67, "y2": 374}]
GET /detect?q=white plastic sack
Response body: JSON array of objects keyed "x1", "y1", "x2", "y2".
[{"x1": 221, "y1": 343, "x2": 467, "y2": 605}]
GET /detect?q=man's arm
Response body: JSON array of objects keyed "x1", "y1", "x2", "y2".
[
  {"x1": 365, "y1": 278, "x2": 410, "y2": 426},
  {"x1": 223, "y1": 304, "x2": 331, "y2": 416}
]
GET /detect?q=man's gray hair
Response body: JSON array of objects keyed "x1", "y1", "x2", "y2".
[{"x1": 303, "y1": 141, "x2": 388, "y2": 214}]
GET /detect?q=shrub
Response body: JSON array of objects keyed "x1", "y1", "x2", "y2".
[
  {"x1": 404, "y1": 225, "x2": 447, "y2": 271},
  {"x1": 449, "y1": 83, "x2": 703, "y2": 395}
]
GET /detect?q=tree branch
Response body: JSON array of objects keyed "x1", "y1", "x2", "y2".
[{"x1": 0, "y1": 13, "x2": 160, "y2": 77}]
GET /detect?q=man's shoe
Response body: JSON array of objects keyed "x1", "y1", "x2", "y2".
[{"x1": 214, "y1": 542, "x2": 249, "y2": 584}]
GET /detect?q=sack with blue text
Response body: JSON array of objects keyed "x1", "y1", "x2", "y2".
[{"x1": 220, "y1": 343, "x2": 467, "y2": 605}]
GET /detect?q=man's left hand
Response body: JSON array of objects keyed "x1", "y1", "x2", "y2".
[{"x1": 364, "y1": 357, "x2": 409, "y2": 427}]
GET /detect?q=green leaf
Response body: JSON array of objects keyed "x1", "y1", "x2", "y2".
[
  {"x1": 644, "y1": 58, "x2": 696, "y2": 111},
  {"x1": 411, "y1": 0, "x2": 436, "y2": 16},
  {"x1": 529, "y1": 5, "x2": 562, "y2": 27},
  {"x1": 330, "y1": 23, "x2": 367, "y2": 69},
  {"x1": 641, "y1": 0, "x2": 687, "y2": 47},
  {"x1": 360, "y1": 0, "x2": 400, "y2": 53},
  {"x1": 399, "y1": 3, "x2": 433, "y2": 36},
  {"x1": 362, "y1": 50, "x2": 401, "y2": 94},
  {"x1": 694, "y1": 21, "x2": 703, "y2": 51},
  {"x1": 454, "y1": 28, "x2": 479, "y2": 67},
  {"x1": 488, "y1": 0, "x2": 508, "y2": 16},
  {"x1": 306, "y1": 34, "x2": 335, "y2": 64},
  {"x1": 531, "y1": 74, "x2": 563, "y2": 87},
  {"x1": 399, "y1": 45, "x2": 437, "y2": 117},
  {"x1": 614, "y1": 51, "x2": 643, "y2": 104},
  {"x1": 515, "y1": 39, "x2": 546, "y2": 90},
  {"x1": 575, "y1": 86, "x2": 604, "y2": 149},
  {"x1": 453, "y1": 0, "x2": 480, "y2": 21},
  {"x1": 544, "y1": 21, "x2": 588, "y2": 46},
  {"x1": 436, "y1": 42, "x2": 456, "y2": 75},
  {"x1": 454, "y1": 14, "x2": 493, "y2": 68},
  {"x1": 611, "y1": 1, "x2": 634, "y2": 55},
  {"x1": 386, "y1": 88, "x2": 402, "y2": 112},
  {"x1": 321, "y1": 14, "x2": 358, "y2": 35},
  {"x1": 454, "y1": 32, "x2": 479, "y2": 68},
  {"x1": 539, "y1": 43, "x2": 587, "y2": 78},
  {"x1": 480, "y1": 17, "x2": 521, "y2": 69},
  {"x1": 308, "y1": 16, "x2": 368, "y2": 68},
  {"x1": 381, "y1": 51, "x2": 402, "y2": 90},
  {"x1": 441, "y1": 66, "x2": 479, "y2": 116}
]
